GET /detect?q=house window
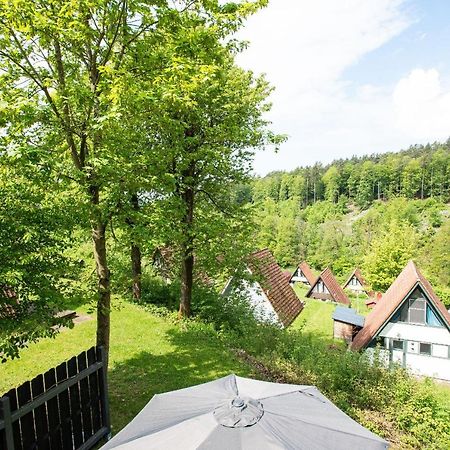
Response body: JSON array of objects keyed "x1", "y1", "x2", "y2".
[
  {"x1": 392, "y1": 339, "x2": 404, "y2": 350},
  {"x1": 395, "y1": 287, "x2": 444, "y2": 327},
  {"x1": 409, "y1": 297, "x2": 426, "y2": 324},
  {"x1": 432, "y1": 344, "x2": 448, "y2": 358},
  {"x1": 314, "y1": 280, "x2": 327, "y2": 293},
  {"x1": 419, "y1": 343, "x2": 431, "y2": 355}
]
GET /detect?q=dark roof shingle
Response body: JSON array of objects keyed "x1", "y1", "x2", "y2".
[{"x1": 249, "y1": 249, "x2": 304, "y2": 327}]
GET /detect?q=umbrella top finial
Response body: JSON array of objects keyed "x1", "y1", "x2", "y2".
[
  {"x1": 213, "y1": 396, "x2": 264, "y2": 428},
  {"x1": 231, "y1": 397, "x2": 245, "y2": 408}
]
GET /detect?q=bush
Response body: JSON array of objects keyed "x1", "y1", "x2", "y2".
[{"x1": 221, "y1": 321, "x2": 450, "y2": 449}]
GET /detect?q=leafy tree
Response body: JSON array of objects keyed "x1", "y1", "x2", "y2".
[
  {"x1": 0, "y1": 0, "x2": 169, "y2": 355},
  {"x1": 356, "y1": 161, "x2": 375, "y2": 208},
  {"x1": 131, "y1": 4, "x2": 280, "y2": 316},
  {"x1": 362, "y1": 220, "x2": 418, "y2": 291},
  {"x1": 420, "y1": 220, "x2": 450, "y2": 306},
  {"x1": 0, "y1": 158, "x2": 77, "y2": 360},
  {"x1": 401, "y1": 158, "x2": 421, "y2": 198},
  {"x1": 322, "y1": 166, "x2": 340, "y2": 203}
]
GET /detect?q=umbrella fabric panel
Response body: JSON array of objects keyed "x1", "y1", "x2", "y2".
[
  {"x1": 101, "y1": 375, "x2": 238, "y2": 449},
  {"x1": 111, "y1": 413, "x2": 217, "y2": 449},
  {"x1": 198, "y1": 421, "x2": 287, "y2": 450},
  {"x1": 258, "y1": 413, "x2": 388, "y2": 450},
  {"x1": 235, "y1": 376, "x2": 309, "y2": 400},
  {"x1": 261, "y1": 389, "x2": 387, "y2": 445}
]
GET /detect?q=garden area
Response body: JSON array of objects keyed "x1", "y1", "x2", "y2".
[{"x1": 2, "y1": 294, "x2": 450, "y2": 450}]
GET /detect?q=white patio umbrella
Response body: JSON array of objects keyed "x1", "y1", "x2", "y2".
[{"x1": 101, "y1": 374, "x2": 389, "y2": 449}]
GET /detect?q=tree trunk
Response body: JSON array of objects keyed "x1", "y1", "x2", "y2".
[
  {"x1": 127, "y1": 193, "x2": 142, "y2": 300},
  {"x1": 179, "y1": 186, "x2": 194, "y2": 318},
  {"x1": 131, "y1": 243, "x2": 142, "y2": 300},
  {"x1": 90, "y1": 185, "x2": 111, "y2": 356},
  {"x1": 180, "y1": 247, "x2": 194, "y2": 318}
]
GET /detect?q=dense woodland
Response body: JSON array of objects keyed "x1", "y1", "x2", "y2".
[
  {"x1": 249, "y1": 141, "x2": 450, "y2": 207},
  {"x1": 243, "y1": 142, "x2": 450, "y2": 304}
]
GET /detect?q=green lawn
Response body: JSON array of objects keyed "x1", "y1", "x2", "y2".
[
  {"x1": 290, "y1": 283, "x2": 371, "y2": 336},
  {"x1": 0, "y1": 301, "x2": 252, "y2": 435},
  {"x1": 291, "y1": 297, "x2": 336, "y2": 337}
]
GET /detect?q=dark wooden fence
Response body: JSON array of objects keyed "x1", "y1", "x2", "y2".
[{"x1": 0, "y1": 347, "x2": 110, "y2": 450}]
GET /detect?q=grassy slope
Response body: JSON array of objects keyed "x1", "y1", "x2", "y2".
[
  {"x1": 290, "y1": 282, "x2": 372, "y2": 337},
  {"x1": 0, "y1": 301, "x2": 251, "y2": 434}
]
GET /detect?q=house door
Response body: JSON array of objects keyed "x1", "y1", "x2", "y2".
[{"x1": 390, "y1": 339, "x2": 406, "y2": 367}]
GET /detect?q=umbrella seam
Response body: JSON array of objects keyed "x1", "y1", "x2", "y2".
[
  {"x1": 262, "y1": 410, "x2": 388, "y2": 443},
  {"x1": 258, "y1": 388, "x2": 324, "y2": 402}
]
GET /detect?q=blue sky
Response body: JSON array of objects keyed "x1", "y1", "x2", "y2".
[{"x1": 237, "y1": 0, "x2": 450, "y2": 175}]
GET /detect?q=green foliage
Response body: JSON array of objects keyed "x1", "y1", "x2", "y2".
[
  {"x1": 0, "y1": 159, "x2": 79, "y2": 360},
  {"x1": 236, "y1": 324, "x2": 450, "y2": 449},
  {"x1": 250, "y1": 141, "x2": 450, "y2": 206},
  {"x1": 362, "y1": 220, "x2": 418, "y2": 291}
]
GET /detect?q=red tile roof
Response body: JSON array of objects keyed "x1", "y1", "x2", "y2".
[
  {"x1": 306, "y1": 267, "x2": 350, "y2": 305},
  {"x1": 249, "y1": 249, "x2": 304, "y2": 327},
  {"x1": 351, "y1": 261, "x2": 450, "y2": 350},
  {"x1": 343, "y1": 268, "x2": 368, "y2": 290},
  {"x1": 282, "y1": 270, "x2": 292, "y2": 281},
  {"x1": 290, "y1": 261, "x2": 317, "y2": 285}
]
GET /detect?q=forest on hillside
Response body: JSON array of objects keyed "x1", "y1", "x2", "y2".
[
  {"x1": 246, "y1": 141, "x2": 450, "y2": 207},
  {"x1": 238, "y1": 142, "x2": 450, "y2": 305}
]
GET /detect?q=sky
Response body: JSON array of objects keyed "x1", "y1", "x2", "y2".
[{"x1": 236, "y1": 0, "x2": 450, "y2": 175}]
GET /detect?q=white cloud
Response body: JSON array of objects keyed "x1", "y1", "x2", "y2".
[
  {"x1": 235, "y1": 0, "x2": 450, "y2": 174},
  {"x1": 393, "y1": 68, "x2": 450, "y2": 139}
]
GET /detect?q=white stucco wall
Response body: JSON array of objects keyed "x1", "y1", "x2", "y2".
[
  {"x1": 365, "y1": 346, "x2": 450, "y2": 380},
  {"x1": 405, "y1": 353, "x2": 450, "y2": 380},
  {"x1": 347, "y1": 278, "x2": 364, "y2": 292},
  {"x1": 241, "y1": 280, "x2": 282, "y2": 327},
  {"x1": 379, "y1": 322, "x2": 450, "y2": 345},
  {"x1": 291, "y1": 275, "x2": 308, "y2": 283},
  {"x1": 370, "y1": 322, "x2": 450, "y2": 381}
]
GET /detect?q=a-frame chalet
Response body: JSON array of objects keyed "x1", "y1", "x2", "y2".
[
  {"x1": 343, "y1": 268, "x2": 368, "y2": 294},
  {"x1": 351, "y1": 261, "x2": 450, "y2": 381},
  {"x1": 222, "y1": 249, "x2": 304, "y2": 328},
  {"x1": 306, "y1": 267, "x2": 350, "y2": 305},
  {"x1": 289, "y1": 261, "x2": 316, "y2": 286}
]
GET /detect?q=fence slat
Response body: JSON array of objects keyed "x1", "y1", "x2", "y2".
[
  {"x1": 76, "y1": 354, "x2": 92, "y2": 442},
  {"x1": 86, "y1": 350, "x2": 100, "y2": 434},
  {"x1": 1, "y1": 347, "x2": 109, "y2": 450},
  {"x1": 5, "y1": 390, "x2": 21, "y2": 450},
  {"x1": 17, "y1": 382, "x2": 35, "y2": 449},
  {"x1": 43, "y1": 369, "x2": 62, "y2": 450},
  {"x1": 0, "y1": 396, "x2": 15, "y2": 450},
  {"x1": 31, "y1": 375, "x2": 50, "y2": 450},
  {"x1": 67, "y1": 358, "x2": 82, "y2": 449},
  {"x1": 55, "y1": 363, "x2": 72, "y2": 450},
  {"x1": 97, "y1": 348, "x2": 110, "y2": 435}
]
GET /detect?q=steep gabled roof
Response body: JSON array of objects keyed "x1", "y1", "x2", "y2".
[
  {"x1": 351, "y1": 261, "x2": 450, "y2": 350},
  {"x1": 249, "y1": 249, "x2": 304, "y2": 327},
  {"x1": 343, "y1": 268, "x2": 368, "y2": 290},
  {"x1": 290, "y1": 261, "x2": 317, "y2": 285},
  {"x1": 306, "y1": 267, "x2": 350, "y2": 305}
]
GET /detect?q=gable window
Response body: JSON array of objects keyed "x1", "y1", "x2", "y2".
[
  {"x1": 419, "y1": 343, "x2": 431, "y2": 355},
  {"x1": 409, "y1": 297, "x2": 426, "y2": 324},
  {"x1": 395, "y1": 287, "x2": 444, "y2": 327},
  {"x1": 314, "y1": 280, "x2": 328, "y2": 294}
]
